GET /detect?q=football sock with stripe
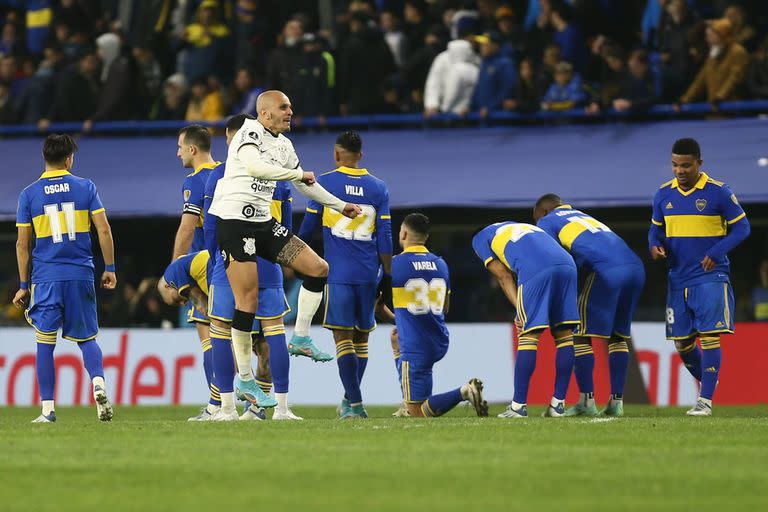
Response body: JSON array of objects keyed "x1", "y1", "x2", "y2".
[
  {"x1": 335, "y1": 339, "x2": 361, "y2": 404},
  {"x1": 608, "y1": 339, "x2": 630, "y2": 396},
  {"x1": 354, "y1": 340, "x2": 369, "y2": 384},
  {"x1": 210, "y1": 324, "x2": 236, "y2": 410},
  {"x1": 573, "y1": 341, "x2": 595, "y2": 395},
  {"x1": 700, "y1": 336, "x2": 721, "y2": 400},
  {"x1": 423, "y1": 388, "x2": 463, "y2": 417},
  {"x1": 35, "y1": 339, "x2": 56, "y2": 402},
  {"x1": 199, "y1": 337, "x2": 220, "y2": 406},
  {"x1": 677, "y1": 341, "x2": 702, "y2": 381},
  {"x1": 513, "y1": 336, "x2": 538, "y2": 405},
  {"x1": 554, "y1": 335, "x2": 575, "y2": 401}
]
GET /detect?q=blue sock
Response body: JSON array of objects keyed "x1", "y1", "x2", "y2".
[
  {"x1": 608, "y1": 340, "x2": 630, "y2": 396},
  {"x1": 554, "y1": 336, "x2": 575, "y2": 401},
  {"x1": 265, "y1": 325, "x2": 290, "y2": 394},
  {"x1": 395, "y1": 356, "x2": 402, "y2": 394},
  {"x1": 573, "y1": 342, "x2": 594, "y2": 394},
  {"x1": 423, "y1": 388, "x2": 463, "y2": 417},
  {"x1": 354, "y1": 340, "x2": 369, "y2": 385},
  {"x1": 335, "y1": 339, "x2": 361, "y2": 403},
  {"x1": 36, "y1": 341, "x2": 56, "y2": 401},
  {"x1": 77, "y1": 339, "x2": 104, "y2": 381},
  {"x1": 700, "y1": 337, "x2": 721, "y2": 400},
  {"x1": 200, "y1": 338, "x2": 219, "y2": 405},
  {"x1": 513, "y1": 337, "x2": 538, "y2": 404},
  {"x1": 678, "y1": 342, "x2": 702, "y2": 381},
  {"x1": 210, "y1": 325, "x2": 235, "y2": 393}
]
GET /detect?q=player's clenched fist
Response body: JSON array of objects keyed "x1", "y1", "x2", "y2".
[
  {"x1": 101, "y1": 271, "x2": 117, "y2": 289},
  {"x1": 342, "y1": 203, "x2": 363, "y2": 218},
  {"x1": 301, "y1": 171, "x2": 316, "y2": 185}
]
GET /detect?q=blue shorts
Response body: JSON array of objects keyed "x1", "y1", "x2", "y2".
[
  {"x1": 25, "y1": 281, "x2": 98, "y2": 342},
  {"x1": 186, "y1": 302, "x2": 209, "y2": 324},
  {"x1": 399, "y1": 349, "x2": 448, "y2": 403},
  {"x1": 208, "y1": 282, "x2": 289, "y2": 334},
  {"x1": 576, "y1": 263, "x2": 645, "y2": 339},
  {"x1": 322, "y1": 283, "x2": 377, "y2": 332},
  {"x1": 517, "y1": 265, "x2": 579, "y2": 335},
  {"x1": 666, "y1": 281, "x2": 734, "y2": 340}
]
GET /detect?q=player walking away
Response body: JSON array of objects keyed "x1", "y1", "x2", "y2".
[
  {"x1": 379, "y1": 214, "x2": 487, "y2": 418},
  {"x1": 13, "y1": 134, "x2": 116, "y2": 423},
  {"x1": 473, "y1": 221, "x2": 578, "y2": 418},
  {"x1": 649, "y1": 138, "x2": 750, "y2": 416},
  {"x1": 172, "y1": 124, "x2": 223, "y2": 418},
  {"x1": 204, "y1": 112, "x2": 317, "y2": 421},
  {"x1": 295, "y1": 131, "x2": 393, "y2": 418},
  {"x1": 534, "y1": 195, "x2": 645, "y2": 417}
]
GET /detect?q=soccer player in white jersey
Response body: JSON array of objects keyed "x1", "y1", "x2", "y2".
[{"x1": 208, "y1": 90, "x2": 361, "y2": 409}]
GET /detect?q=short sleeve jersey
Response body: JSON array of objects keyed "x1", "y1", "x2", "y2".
[
  {"x1": 163, "y1": 251, "x2": 211, "y2": 296},
  {"x1": 208, "y1": 119, "x2": 300, "y2": 223},
  {"x1": 16, "y1": 170, "x2": 104, "y2": 282},
  {"x1": 182, "y1": 162, "x2": 219, "y2": 252}
]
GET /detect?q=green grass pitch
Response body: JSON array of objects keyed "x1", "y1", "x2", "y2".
[{"x1": 2, "y1": 405, "x2": 767, "y2": 511}]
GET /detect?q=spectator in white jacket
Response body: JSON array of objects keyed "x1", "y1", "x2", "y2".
[{"x1": 423, "y1": 21, "x2": 481, "y2": 117}]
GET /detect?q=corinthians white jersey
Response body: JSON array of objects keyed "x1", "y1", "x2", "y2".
[{"x1": 209, "y1": 119, "x2": 301, "y2": 222}]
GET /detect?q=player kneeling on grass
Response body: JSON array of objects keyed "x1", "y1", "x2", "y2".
[
  {"x1": 473, "y1": 221, "x2": 579, "y2": 418},
  {"x1": 380, "y1": 213, "x2": 487, "y2": 418}
]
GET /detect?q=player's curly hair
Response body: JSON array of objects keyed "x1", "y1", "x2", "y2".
[
  {"x1": 336, "y1": 130, "x2": 363, "y2": 153},
  {"x1": 672, "y1": 138, "x2": 701, "y2": 158}
]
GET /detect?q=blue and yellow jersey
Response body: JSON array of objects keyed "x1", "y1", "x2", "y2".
[
  {"x1": 183, "y1": 162, "x2": 219, "y2": 252},
  {"x1": 537, "y1": 205, "x2": 641, "y2": 271},
  {"x1": 472, "y1": 221, "x2": 575, "y2": 283},
  {"x1": 16, "y1": 170, "x2": 104, "y2": 283},
  {"x1": 163, "y1": 251, "x2": 211, "y2": 296},
  {"x1": 392, "y1": 246, "x2": 451, "y2": 356},
  {"x1": 651, "y1": 172, "x2": 747, "y2": 289},
  {"x1": 298, "y1": 166, "x2": 392, "y2": 285},
  {"x1": 204, "y1": 167, "x2": 291, "y2": 289}
]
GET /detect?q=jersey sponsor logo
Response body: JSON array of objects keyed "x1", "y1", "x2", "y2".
[
  {"x1": 183, "y1": 189, "x2": 191, "y2": 202},
  {"x1": 695, "y1": 199, "x2": 707, "y2": 211},
  {"x1": 665, "y1": 202, "x2": 674, "y2": 209},
  {"x1": 412, "y1": 261, "x2": 437, "y2": 271},
  {"x1": 243, "y1": 237, "x2": 256, "y2": 255},
  {"x1": 345, "y1": 185, "x2": 364, "y2": 197},
  {"x1": 44, "y1": 183, "x2": 70, "y2": 194},
  {"x1": 242, "y1": 204, "x2": 256, "y2": 218},
  {"x1": 251, "y1": 178, "x2": 275, "y2": 194},
  {"x1": 272, "y1": 222, "x2": 289, "y2": 238}
]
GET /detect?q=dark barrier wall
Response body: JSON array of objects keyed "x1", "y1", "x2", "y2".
[{"x1": 2, "y1": 118, "x2": 767, "y2": 217}]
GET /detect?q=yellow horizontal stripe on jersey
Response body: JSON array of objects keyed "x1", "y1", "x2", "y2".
[
  {"x1": 271, "y1": 199, "x2": 283, "y2": 223},
  {"x1": 32, "y1": 210, "x2": 90, "y2": 239},
  {"x1": 190, "y1": 251, "x2": 210, "y2": 295},
  {"x1": 393, "y1": 287, "x2": 413, "y2": 309},
  {"x1": 557, "y1": 222, "x2": 586, "y2": 250},
  {"x1": 322, "y1": 209, "x2": 375, "y2": 235},
  {"x1": 664, "y1": 215, "x2": 726, "y2": 238},
  {"x1": 490, "y1": 227, "x2": 513, "y2": 269}
]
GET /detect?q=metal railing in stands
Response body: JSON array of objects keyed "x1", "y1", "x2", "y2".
[{"x1": 1, "y1": 100, "x2": 767, "y2": 135}]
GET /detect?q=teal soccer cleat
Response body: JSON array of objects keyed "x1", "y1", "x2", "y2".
[
  {"x1": 337, "y1": 398, "x2": 351, "y2": 417},
  {"x1": 601, "y1": 399, "x2": 625, "y2": 417},
  {"x1": 564, "y1": 402, "x2": 599, "y2": 417},
  {"x1": 288, "y1": 335, "x2": 333, "y2": 362},
  {"x1": 235, "y1": 377, "x2": 278, "y2": 408},
  {"x1": 340, "y1": 403, "x2": 368, "y2": 419}
]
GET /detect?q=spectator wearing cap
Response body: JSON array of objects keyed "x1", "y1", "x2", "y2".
[
  {"x1": 402, "y1": 24, "x2": 448, "y2": 109},
  {"x1": 423, "y1": 19, "x2": 480, "y2": 116},
  {"x1": 541, "y1": 61, "x2": 588, "y2": 111},
  {"x1": 294, "y1": 33, "x2": 335, "y2": 120},
  {"x1": 472, "y1": 30, "x2": 517, "y2": 117},
  {"x1": 182, "y1": 0, "x2": 232, "y2": 83},
  {"x1": 680, "y1": 18, "x2": 750, "y2": 105}
]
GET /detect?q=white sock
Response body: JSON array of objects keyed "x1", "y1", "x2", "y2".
[
  {"x1": 512, "y1": 401, "x2": 526, "y2": 410},
  {"x1": 206, "y1": 403, "x2": 220, "y2": 414},
  {"x1": 580, "y1": 392, "x2": 595, "y2": 407},
  {"x1": 92, "y1": 376, "x2": 105, "y2": 391},
  {"x1": 221, "y1": 392, "x2": 235, "y2": 412},
  {"x1": 231, "y1": 328, "x2": 254, "y2": 380},
  {"x1": 293, "y1": 286, "x2": 324, "y2": 337},
  {"x1": 276, "y1": 392, "x2": 288, "y2": 412},
  {"x1": 551, "y1": 396, "x2": 563, "y2": 408},
  {"x1": 460, "y1": 384, "x2": 470, "y2": 400},
  {"x1": 42, "y1": 400, "x2": 55, "y2": 415}
]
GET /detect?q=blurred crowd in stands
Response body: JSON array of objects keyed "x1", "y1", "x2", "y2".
[{"x1": 1, "y1": 0, "x2": 768, "y2": 128}]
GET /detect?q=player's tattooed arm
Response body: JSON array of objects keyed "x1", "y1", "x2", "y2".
[
  {"x1": 276, "y1": 235, "x2": 306, "y2": 266},
  {"x1": 188, "y1": 287, "x2": 208, "y2": 315}
]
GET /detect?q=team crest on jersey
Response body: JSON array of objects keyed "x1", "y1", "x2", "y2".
[
  {"x1": 731, "y1": 194, "x2": 739, "y2": 205},
  {"x1": 665, "y1": 202, "x2": 673, "y2": 209},
  {"x1": 248, "y1": 131, "x2": 259, "y2": 141},
  {"x1": 695, "y1": 199, "x2": 707, "y2": 211},
  {"x1": 183, "y1": 189, "x2": 191, "y2": 202},
  {"x1": 243, "y1": 238, "x2": 256, "y2": 255}
]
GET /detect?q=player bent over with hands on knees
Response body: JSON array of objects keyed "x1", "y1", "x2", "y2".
[{"x1": 207, "y1": 91, "x2": 361, "y2": 418}]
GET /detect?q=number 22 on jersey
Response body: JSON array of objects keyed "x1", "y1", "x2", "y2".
[{"x1": 328, "y1": 204, "x2": 377, "y2": 241}]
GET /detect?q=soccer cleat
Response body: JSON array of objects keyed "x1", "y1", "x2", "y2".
[
  {"x1": 188, "y1": 406, "x2": 217, "y2": 421},
  {"x1": 273, "y1": 408, "x2": 304, "y2": 421},
  {"x1": 686, "y1": 399, "x2": 712, "y2": 416},
  {"x1": 239, "y1": 405, "x2": 267, "y2": 421},
  {"x1": 564, "y1": 402, "x2": 599, "y2": 417},
  {"x1": 498, "y1": 404, "x2": 527, "y2": 418},
  {"x1": 466, "y1": 378, "x2": 489, "y2": 417},
  {"x1": 93, "y1": 385, "x2": 113, "y2": 422},
  {"x1": 340, "y1": 403, "x2": 368, "y2": 419},
  {"x1": 337, "y1": 398, "x2": 351, "y2": 417},
  {"x1": 31, "y1": 411, "x2": 56, "y2": 423},
  {"x1": 542, "y1": 401, "x2": 566, "y2": 418},
  {"x1": 392, "y1": 402, "x2": 410, "y2": 417},
  {"x1": 601, "y1": 399, "x2": 624, "y2": 417},
  {"x1": 212, "y1": 409, "x2": 240, "y2": 421},
  {"x1": 288, "y1": 335, "x2": 333, "y2": 362},
  {"x1": 235, "y1": 377, "x2": 278, "y2": 408}
]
